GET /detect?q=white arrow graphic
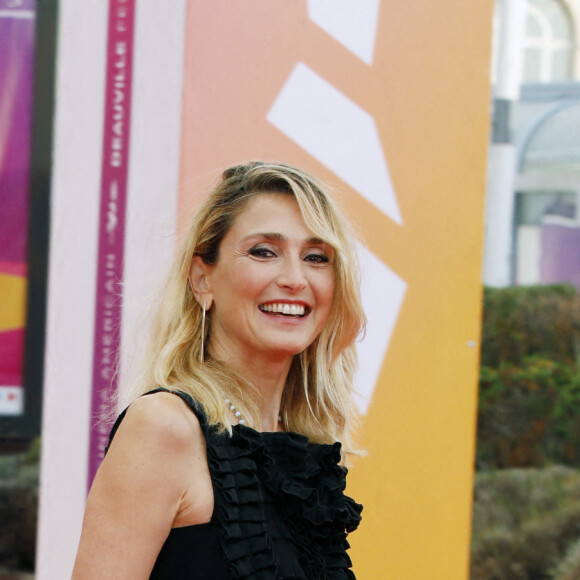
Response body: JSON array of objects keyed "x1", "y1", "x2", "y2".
[
  {"x1": 356, "y1": 244, "x2": 407, "y2": 414},
  {"x1": 267, "y1": 62, "x2": 402, "y2": 225},
  {"x1": 307, "y1": 0, "x2": 380, "y2": 65}
]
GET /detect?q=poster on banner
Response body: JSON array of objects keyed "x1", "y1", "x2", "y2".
[{"x1": 0, "y1": 0, "x2": 36, "y2": 417}]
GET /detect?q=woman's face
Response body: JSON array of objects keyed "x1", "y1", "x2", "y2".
[{"x1": 202, "y1": 193, "x2": 335, "y2": 366}]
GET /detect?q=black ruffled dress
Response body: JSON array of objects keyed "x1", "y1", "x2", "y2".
[{"x1": 106, "y1": 389, "x2": 362, "y2": 580}]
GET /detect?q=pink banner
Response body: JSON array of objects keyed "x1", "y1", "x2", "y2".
[
  {"x1": 89, "y1": 0, "x2": 135, "y2": 487},
  {"x1": 0, "y1": 0, "x2": 36, "y2": 416}
]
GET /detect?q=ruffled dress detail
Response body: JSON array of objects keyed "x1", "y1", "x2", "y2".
[{"x1": 208, "y1": 424, "x2": 362, "y2": 580}]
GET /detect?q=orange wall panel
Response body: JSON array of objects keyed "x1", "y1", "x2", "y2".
[{"x1": 179, "y1": 2, "x2": 493, "y2": 578}]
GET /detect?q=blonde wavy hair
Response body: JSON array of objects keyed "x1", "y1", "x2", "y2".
[{"x1": 133, "y1": 161, "x2": 365, "y2": 452}]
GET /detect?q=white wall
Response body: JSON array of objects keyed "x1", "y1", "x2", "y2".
[
  {"x1": 516, "y1": 225, "x2": 541, "y2": 284},
  {"x1": 36, "y1": 2, "x2": 185, "y2": 578},
  {"x1": 484, "y1": 144, "x2": 519, "y2": 286}
]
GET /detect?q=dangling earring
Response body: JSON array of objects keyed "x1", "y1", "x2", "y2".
[{"x1": 200, "y1": 301, "x2": 206, "y2": 363}]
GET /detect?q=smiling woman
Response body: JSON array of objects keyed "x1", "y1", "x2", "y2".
[
  {"x1": 191, "y1": 193, "x2": 335, "y2": 389},
  {"x1": 73, "y1": 161, "x2": 366, "y2": 579}
]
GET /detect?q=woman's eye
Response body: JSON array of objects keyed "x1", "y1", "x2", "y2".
[
  {"x1": 249, "y1": 246, "x2": 277, "y2": 258},
  {"x1": 304, "y1": 253, "x2": 330, "y2": 264}
]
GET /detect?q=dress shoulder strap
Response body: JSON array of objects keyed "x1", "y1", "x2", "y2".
[{"x1": 105, "y1": 387, "x2": 210, "y2": 454}]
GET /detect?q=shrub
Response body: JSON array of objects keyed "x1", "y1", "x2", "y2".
[
  {"x1": 471, "y1": 466, "x2": 580, "y2": 580},
  {"x1": 481, "y1": 285, "x2": 580, "y2": 368},
  {"x1": 552, "y1": 537, "x2": 580, "y2": 580},
  {"x1": 0, "y1": 451, "x2": 39, "y2": 571},
  {"x1": 477, "y1": 286, "x2": 580, "y2": 469},
  {"x1": 477, "y1": 357, "x2": 580, "y2": 469},
  {"x1": 472, "y1": 287, "x2": 580, "y2": 577}
]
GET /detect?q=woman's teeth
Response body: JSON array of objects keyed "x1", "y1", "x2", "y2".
[{"x1": 259, "y1": 303, "x2": 306, "y2": 316}]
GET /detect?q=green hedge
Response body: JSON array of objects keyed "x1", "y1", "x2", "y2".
[
  {"x1": 477, "y1": 285, "x2": 580, "y2": 470},
  {"x1": 0, "y1": 441, "x2": 39, "y2": 572},
  {"x1": 471, "y1": 466, "x2": 580, "y2": 580},
  {"x1": 481, "y1": 284, "x2": 580, "y2": 367}
]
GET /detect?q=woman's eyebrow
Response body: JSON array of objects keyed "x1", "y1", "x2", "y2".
[
  {"x1": 241, "y1": 232, "x2": 286, "y2": 242},
  {"x1": 241, "y1": 233, "x2": 325, "y2": 245}
]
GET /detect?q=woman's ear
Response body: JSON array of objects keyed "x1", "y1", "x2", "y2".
[{"x1": 189, "y1": 256, "x2": 214, "y2": 310}]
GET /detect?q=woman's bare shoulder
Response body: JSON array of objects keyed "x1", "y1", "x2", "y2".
[
  {"x1": 114, "y1": 390, "x2": 203, "y2": 452},
  {"x1": 72, "y1": 392, "x2": 206, "y2": 578}
]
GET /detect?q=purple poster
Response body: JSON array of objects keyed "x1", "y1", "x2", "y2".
[
  {"x1": 541, "y1": 222, "x2": 580, "y2": 290},
  {"x1": 0, "y1": 0, "x2": 36, "y2": 415}
]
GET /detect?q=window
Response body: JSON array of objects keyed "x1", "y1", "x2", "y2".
[{"x1": 523, "y1": 0, "x2": 574, "y2": 82}]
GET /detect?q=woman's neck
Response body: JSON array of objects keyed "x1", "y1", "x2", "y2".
[{"x1": 209, "y1": 343, "x2": 293, "y2": 431}]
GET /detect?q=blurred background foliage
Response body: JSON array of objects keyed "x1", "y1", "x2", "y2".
[
  {"x1": 0, "y1": 440, "x2": 38, "y2": 577},
  {"x1": 472, "y1": 285, "x2": 580, "y2": 579}
]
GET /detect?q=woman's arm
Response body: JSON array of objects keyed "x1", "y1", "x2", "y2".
[{"x1": 72, "y1": 392, "x2": 211, "y2": 579}]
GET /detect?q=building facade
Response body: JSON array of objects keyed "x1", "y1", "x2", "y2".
[{"x1": 487, "y1": 0, "x2": 580, "y2": 288}]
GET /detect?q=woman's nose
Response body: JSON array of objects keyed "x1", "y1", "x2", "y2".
[{"x1": 276, "y1": 257, "x2": 307, "y2": 292}]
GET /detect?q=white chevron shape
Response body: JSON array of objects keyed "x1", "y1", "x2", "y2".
[
  {"x1": 355, "y1": 245, "x2": 406, "y2": 414},
  {"x1": 307, "y1": 0, "x2": 380, "y2": 65},
  {"x1": 267, "y1": 62, "x2": 402, "y2": 225}
]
